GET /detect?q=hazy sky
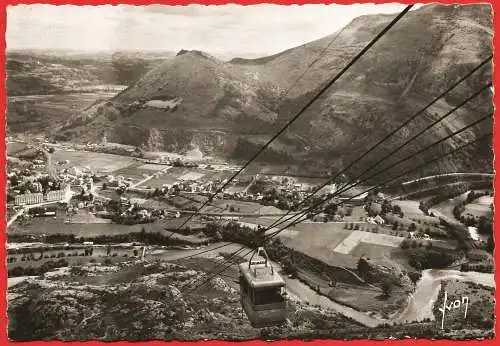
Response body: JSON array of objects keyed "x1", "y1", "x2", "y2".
[{"x1": 7, "y1": 4, "x2": 416, "y2": 58}]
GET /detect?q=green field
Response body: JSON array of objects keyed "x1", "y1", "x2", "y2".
[
  {"x1": 462, "y1": 195, "x2": 493, "y2": 219},
  {"x1": 7, "y1": 142, "x2": 29, "y2": 155},
  {"x1": 134, "y1": 166, "x2": 234, "y2": 189},
  {"x1": 212, "y1": 199, "x2": 264, "y2": 214},
  {"x1": 8, "y1": 215, "x2": 205, "y2": 238},
  {"x1": 112, "y1": 162, "x2": 158, "y2": 181},
  {"x1": 393, "y1": 200, "x2": 425, "y2": 215},
  {"x1": 52, "y1": 150, "x2": 137, "y2": 173}
]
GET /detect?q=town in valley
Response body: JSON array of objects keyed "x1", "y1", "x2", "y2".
[{"x1": 5, "y1": 3, "x2": 495, "y2": 341}]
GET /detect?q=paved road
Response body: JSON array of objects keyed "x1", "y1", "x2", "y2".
[{"x1": 131, "y1": 166, "x2": 172, "y2": 188}]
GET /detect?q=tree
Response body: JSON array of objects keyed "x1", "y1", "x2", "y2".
[
  {"x1": 283, "y1": 260, "x2": 298, "y2": 276},
  {"x1": 140, "y1": 227, "x2": 146, "y2": 242},
  {"x1": 102, "y1": 183, "x2": 107, "y2": 190},
  {"x1": 408, "y1": 223, "x2": 417, "y2": 233},
  {"x1": 486, "y1": 235, "x2": 494, "y2": 253},
  {"x1": 9, "y1": 175, "x2": 19, "y2": 186},
  {"x1": 10, "y1": 266, "x2": 24, "y2": 277},
  {"x1": 400, "y1": 239, "x2": 410, "y2": 249},
  {"x1": 381, "y1": 199, "x2": 392, "y2": 215},
  {"x1": 393, "y1": 205, "x2": 402, "y2": 215},
  {"x1": 381, "y1": 279, "x2": 393, "y2": 298}
]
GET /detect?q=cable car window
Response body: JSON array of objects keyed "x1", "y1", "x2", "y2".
[{"x1": 253, "y1": 287, "x2": 284, "y2": 305}]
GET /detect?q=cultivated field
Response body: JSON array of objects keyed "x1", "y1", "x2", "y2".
[
  {"x1": 8, "y1": 213, "x2": 205, "y2": 237},
  {"x1": 282, "y1": 224, "x2": 362, "y2": 268},
  {"x1": 179, "y1": 171, "x2": 205, "y2": 181},
  {"x1": 137, "y1": 163, "x2": 168, "y2": 171},
  {"x1": 393, "y1": 200, "x2": 425, "y2": 215},
  {"x1": 333, "y1": 231, "x2": 403, "y2": 254},
  {"x1": 112, "y1": 162, "x2": 156, "y2": 181},
  {"x1": 212, "y1": 199, "x2": 264, "y2": 214},
  {"x1": 52, "y1": 150, "x2": 137, "y2": 173},
  {"x1": 6, "y1": 142, "x2": 29, "y2": 155}
]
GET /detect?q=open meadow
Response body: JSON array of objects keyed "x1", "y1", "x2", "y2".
[
  {"x1": 52, "y1": 150, "x2": 137, "y2": 173},
  {"x1": 462, "y1": 195, "x2": 493, "y2": 219}
]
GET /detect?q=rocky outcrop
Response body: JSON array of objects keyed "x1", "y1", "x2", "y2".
[{"x1": 8, "y1": 260, "x2": 360, "y2": 341}]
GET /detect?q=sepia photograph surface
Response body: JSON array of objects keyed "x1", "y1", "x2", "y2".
[{"x1": 4, "y1": 2, "x2": 495, "y2": 341}]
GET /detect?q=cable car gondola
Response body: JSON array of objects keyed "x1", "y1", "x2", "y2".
[{"x1": 239, "y1": 247, "x2": 287, "y2": 327}]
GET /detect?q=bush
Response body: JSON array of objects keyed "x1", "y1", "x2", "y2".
[
  {"x1": 10, "y1": 266, "x2": 25, "y2": 277},
  {"x1": 408, "y1": 271, "x2": 422, "y2": 284}
]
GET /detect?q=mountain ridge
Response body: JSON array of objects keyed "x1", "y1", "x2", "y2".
[{"x1": 58, "y1": 4, "x2": 493, "y2": 178}]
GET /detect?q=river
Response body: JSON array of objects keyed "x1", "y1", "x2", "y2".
[
  {"x1": 284, "y1": 276, "x2": 380, "y2": 327},
  {"x1": 393, "y1": 269, "x2": 494, "y2": 324}
]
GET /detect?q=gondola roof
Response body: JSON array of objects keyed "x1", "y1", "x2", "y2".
[{"x1": 239, "y1": 261, "x2": 285, "y2": 288}]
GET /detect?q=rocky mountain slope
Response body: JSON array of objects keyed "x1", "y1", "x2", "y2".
[
  {"x1": 8, "y1": 260, "x2": 361, "y2": 341},
  {"x1": 8, "y1": 260, "x2": 493, "y2": 340},
  {"x1": 60, "y1": 4, "x2": 493, "y2": 177}
]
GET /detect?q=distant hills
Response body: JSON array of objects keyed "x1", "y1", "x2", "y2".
[
  {"x1": 10, "y1": 4, "x2": 494, "y2": 178},
  {"x1": 6, "y1": 51, "x2": 174, "y2": 95}
]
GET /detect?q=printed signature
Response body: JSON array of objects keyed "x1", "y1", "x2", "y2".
[{"x1": 437, "y1": 291, "x2": 469, "y2": 329}]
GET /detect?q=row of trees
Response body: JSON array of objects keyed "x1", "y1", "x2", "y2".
[
  {"x1": 9, "y1": 259, "x2": 69, "y2": 277},
  {"x1": 404, "y1": 247, "x2": 461, "y2": 270},
  {"x1": 204, "y1": 222, "x2": 266, "y2": 249}
]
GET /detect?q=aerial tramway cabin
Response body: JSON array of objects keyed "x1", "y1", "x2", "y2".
[{"x1": 239, "y1": 247, "x2": 287, "y2": 327}]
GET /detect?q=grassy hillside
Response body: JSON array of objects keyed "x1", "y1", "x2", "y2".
[{"x1": 55, "y1": 5, "x2": 495, "y2": 177}]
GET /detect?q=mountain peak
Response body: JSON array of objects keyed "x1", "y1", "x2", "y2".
[{"x1": 176, "y1": 49, "x2": 215, "y2": 60}]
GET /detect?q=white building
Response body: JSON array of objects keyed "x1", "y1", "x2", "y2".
[{"x1": 15, "y1": 192, "x2": 44, "y2": 206}]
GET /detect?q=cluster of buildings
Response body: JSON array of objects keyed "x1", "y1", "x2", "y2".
[
  {"x1": 14, "y1": 184, "x2": 70, "y2": 206},
  {"x1": 69, "y1": 176, "x2": 94, "y2": 194}
]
